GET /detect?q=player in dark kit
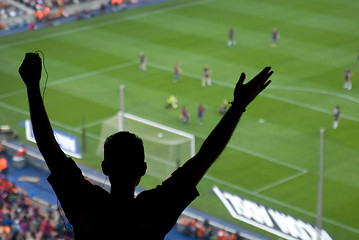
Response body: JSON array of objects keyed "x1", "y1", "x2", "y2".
[
  {"x1": 181, "y1": 106, "x2": 189, "y2": 125},
  {"x1": 198, "y1": 104, "x2": 205, "y2": 125},
  {"x1": 173, "y1": 63, "x2": 181, "y2": 82},
  {"x1": 228, "y1": 28, "x2": 236, "y2": 47},
  {"x1": 271, "y1": 27, "x2": 279, "y2": 47},
  {"x1": 333, "y1": 106, "x2": 340, "y2": 129},
  {"x1": 139, "y1": 52, "x2": 146, "y2": 71},
  {"x1": 19, "y1": 52, "x2": 272, "y2": 240},
  {"x1": 344, "y1": 66, "x2": 352, "y2": 90}
]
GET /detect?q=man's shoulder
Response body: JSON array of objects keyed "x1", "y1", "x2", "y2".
[{"x1": 137, "y1": 166, "x2": 199, "y2": 200}]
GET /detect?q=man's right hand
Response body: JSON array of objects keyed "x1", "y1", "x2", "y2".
[{"x1": 19, "y1": 53, "x2": 42, "y2": 87}]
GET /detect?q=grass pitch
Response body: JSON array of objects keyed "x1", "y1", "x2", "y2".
[{"x1": 1, "y1": 0, "x2": 359, "y2": 239}]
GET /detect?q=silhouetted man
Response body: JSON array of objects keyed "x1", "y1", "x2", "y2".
[{"x1": 19, "y1": 53, "x2": 272, "y2": 239}]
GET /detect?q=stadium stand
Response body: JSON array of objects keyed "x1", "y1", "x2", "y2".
[
  {"x1": 0, "y1": 0, "x2": 163, "y2": 33},
  {"x1": 0, "y1": 1, "x2": 25, "y2": 19},
  {"x1": 0, "y1": 0, "x2": 34, "y2": 30},
  {"x1": 0, "y1": 170, "x2": 74, "y2": 239}
]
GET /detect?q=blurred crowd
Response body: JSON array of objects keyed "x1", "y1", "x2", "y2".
[
  {"x1": 0, "y1": 1, "x2": 25, "y2": 19},
  {"x1": 0, "y1": 0, "x2": 136, "y2": 19},
  {"x1": 0, "y1": 175, "x2": 73, "y2": 240},
  {"x1": 178, "y1": 216, "x2": 243, "y2": 240},
  {"x1": 0, "y1": 0, "x2": 142, "y2": 30}
]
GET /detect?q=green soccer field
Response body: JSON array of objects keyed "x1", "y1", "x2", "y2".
[{"x1": 1, "y1": 0, "x2": 359, "y2": 239}]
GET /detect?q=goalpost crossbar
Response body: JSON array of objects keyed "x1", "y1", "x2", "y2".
[{"x1": 117, "y1": 112, "x2": 195, "y2": 157}]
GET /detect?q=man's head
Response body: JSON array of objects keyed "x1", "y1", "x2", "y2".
[{"x1": 102, "y1": 131, "x2": 146, "y2": 184}]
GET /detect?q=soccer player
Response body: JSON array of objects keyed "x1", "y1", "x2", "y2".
[
  {"x1": 271, "y1": 27, "x2": 279, "y2": 47},
  {"x1": 166, "y1": 94, "x2": 178, "y2": 109},
  {"x1": 139, "y1": 52, "x2": 146, "y2": 71},
  {"x1": 19, "y1": 52, "x2": 272, "y2": 240},
  {"x1": 218, "y1": 99, "x2": 228, "y2": 115},
  {"x1": 202, "y1": 64, "x2": 211, "y2": 87},
  {"x1": 344, "y1": 66, "x2": 352, "y2": 90},
  {"x1": 173, "y1": 63, "x2": 182, "y2": 82},
  {"x1": 333, "y1": 106, "x2": 340, "y2": 129},
  {"x1": 228, "y1": 28, "x2": 236, "y2": 47},
  {"x1": 198, "y1": 104, "x2": 205, "y2": 125},
  {"x1": 181, "y1": 106, "x2": 189, "y2": 125}
]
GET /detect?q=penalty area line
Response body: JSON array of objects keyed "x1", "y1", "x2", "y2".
[{"x1": 252, "y1": 170, "x2": 307, "y2": 194}]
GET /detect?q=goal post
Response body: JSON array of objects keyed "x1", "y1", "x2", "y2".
[
  {"x1": 118, "y1": 112, "x2": 195, "y2": 157},
  {"x1": 96, "y1": 112, "x2": 195, "y2": 179}
]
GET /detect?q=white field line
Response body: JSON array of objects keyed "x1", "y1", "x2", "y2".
[
  {"x1": 0, "y1": 60, "x2": 137, "y2": 100},
  {"x1": 262, "y1": 93, "x2": 359, "y2": 123},
  {"x1": 46, "y1": 60, "x2": 138, "y2": 87},
  {"x1": 0, "y1": 0, "x2": 215, "y2": 49},
  {"x1": 0, "y1": 102, "x2": 29, "y2": 115},
  {"x1": 1, "y1": 102, "x2": 359, "y2": 234},
  {"x1": 0, "y1": 89, "x2": 26, "y2": 100},
  {"x1": 252, "y1": 171, "x2": 307, "y2": 194},
  {"x1": 147, "y1": 62, "x2": 359, "y2": 123},
  {"x1": 270, "y1": 85, "x2": 359, "y2": 104},
  {"x1": 226, "y1": 142, "x2": 307, "y2": 172},
  {"x1": 204, "y1": 174, "x2": 253, "y2": 195}
]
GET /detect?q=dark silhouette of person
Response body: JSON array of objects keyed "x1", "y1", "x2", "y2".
[{"x1": 19, "y1": 52, "x2": 272, "y2": 239}]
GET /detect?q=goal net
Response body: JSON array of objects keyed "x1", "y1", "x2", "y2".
[{"x1": 97, "y1": 112, "x2": 195, "y2": 180}]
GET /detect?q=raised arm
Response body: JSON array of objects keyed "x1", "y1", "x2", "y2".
[
  {"x1": 182, "y1": 67, "x2": 273, "y2": 186},
  {"x1": 19, "y1": 53, "x2": 66, "y2": 172}
]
